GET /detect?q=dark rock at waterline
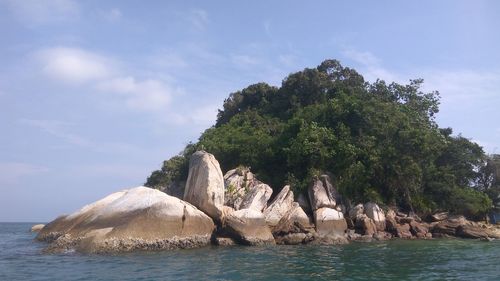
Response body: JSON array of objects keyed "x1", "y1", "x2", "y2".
[{"x1": 355, "y1": 214, "x2": 377, "y2": 236}]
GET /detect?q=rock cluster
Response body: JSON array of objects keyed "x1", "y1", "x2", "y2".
[{"x1": 36, "y1": 151, "x2": 500, "y2": 253}]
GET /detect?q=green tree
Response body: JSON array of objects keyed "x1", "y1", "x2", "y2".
[{"x1": 145, "y1": 59, "x2": 493, "y2": 218}]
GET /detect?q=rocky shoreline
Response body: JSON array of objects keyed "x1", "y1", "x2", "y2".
[{"x1": 34, "y1": 151, "x2": 500, "y2": 253}]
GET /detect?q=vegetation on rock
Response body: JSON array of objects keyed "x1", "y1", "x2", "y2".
[{"x1": 146, "y1": 59, "x2": 498, "y2": 219}]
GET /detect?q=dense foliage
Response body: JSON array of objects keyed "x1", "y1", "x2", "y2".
[{"x1": 146, "y1": 60, "x2": 496, "y2": 219}]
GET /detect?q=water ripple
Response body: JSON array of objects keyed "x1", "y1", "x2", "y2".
[{"x1": 1, "y1": 223, "x2": 499, "y2": 281}]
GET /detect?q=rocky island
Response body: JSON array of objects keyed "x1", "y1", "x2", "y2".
[
  {"x1": 35, "y1": 151, "x2": 500, "y2": 253},
  {"x1": 34, "y1": 60, "x2": 500, "y2": 253}
]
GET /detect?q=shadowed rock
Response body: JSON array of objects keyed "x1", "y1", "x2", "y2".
[
  {"x1": 355, "y1": 214, "x2": 377, "y2": 236},
  {"x1": 37, "y1": 186, "x2": 215, "y2": 253},
  {"x1": 273, "y1": 203, "x2": 315, "y2": 235},
  {"x1": 223, "y1": 167, "x2": 256, "y2": 209},
  {"x1": 348, "y1": 204, "x2": 364, "y2": 220},
  {"x1": 364, "y1": 202, "x2": 386, "y2": 232},
  {"x1": 297, "y1": 193, "x2": 312, "y2": 215}
]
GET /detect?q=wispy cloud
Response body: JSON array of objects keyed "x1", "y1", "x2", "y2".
[
  {"x1": 19, "y1": 119, "x2": 90, "y2": 146},
  {"x1": 3, "y1": 0, "x2": 79, "y2": 26},
  {"x1": 422, "y1": 70, "x2": 500, "y2": 103},
  {"x1": 101, "y1": 8, "x2": 122, "y2": 22},
  {"x1": 342, "y1": 48, "x2": 400, "y2": 83},
  {"x1": 165, "y1": 103, "x2": 219, "y2": 127},
  {"x1": 341, "y1": 47, "x2": 500, "y2": 103},
  {"x1": 37, "y1": 47, "x2": 113, "y2": 84},
  {"x1": 0, "y1": 162, "x2": 49, "y2": 185},
  {"x1": 263, "y1": 20, "x2": 271, "y2": 37},
  {"x1": 188, "y1": 9, "x2": 209, "y2": 30},
  {"x1": 231, "y1": 54, "x2": 261, "y2": 68},
  {"x1": 18, "y1": 118, "x2": 148, "y2": 155},
  {"x1": 96, "y1": 76, "x2": 174, "y2": 111}
]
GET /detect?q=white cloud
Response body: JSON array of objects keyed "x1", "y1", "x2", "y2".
[
  {"x1": 19, "y1": 118, "x2": 150, "y2": 155},
  {"x1": 97, "y1": 76, "x2": 173, "y2": 111},
  {"x1": 188, "y1": 9, "x2": 209, "y2": 30},
  {"x1": 37, "y1": 47, "x2": 113, "y2": 84},
  {"x1": 0, "y1": 162, "x2": 49, "y2": 185},
  {"x1": 4, "y1": 0, "x2": 79, "y2": 26}
]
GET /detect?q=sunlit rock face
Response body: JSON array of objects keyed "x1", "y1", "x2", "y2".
[{"x1": 37, "y1": 186, "x2": 215, "y2": 253}]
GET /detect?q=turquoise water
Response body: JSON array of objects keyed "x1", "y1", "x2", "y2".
[{"x1": 1, "y1": 223, "x2": 499, "y2": 280}]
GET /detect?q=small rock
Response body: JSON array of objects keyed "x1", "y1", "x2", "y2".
[
  {"x1": 348, "y1": 204, "x2": 364, "y2": 220},
  {"x1": 275, "y1": 233, "x2": 307, "y2": 245},
  {"x1": 364, "y1": 202, "x2": 386, "y2": 232},
  {"x1": 373, "y1": 231, "x2": 392, "y2": 241},
  {"x1": 355, "y1": 214, "x2": 377, "y2": 236},
  {"x1": 31, "y1": 224, "x2": 45, "y2": 233},
  {"x1": 214, "y1": 237, "x2": 236, "y2": 246},
  {"x1": 395, "y1": 223, "x2": 413, "y2": 239},
  {"x1": 430, "y1": 212, "x2": 449, "y2": 222}
]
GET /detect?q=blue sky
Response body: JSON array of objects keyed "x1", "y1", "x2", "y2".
[{"x1": 1, "y1": 0, "x2": 499, "y2": 222}]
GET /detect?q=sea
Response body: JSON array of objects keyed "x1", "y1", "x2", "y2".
[{"x1": 0, "y1": 222, "x2": 499, "y2": 281}]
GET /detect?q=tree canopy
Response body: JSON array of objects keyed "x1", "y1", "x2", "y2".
[{"x1": 146, "y1": 59, "x2": 495, "y2": 219}]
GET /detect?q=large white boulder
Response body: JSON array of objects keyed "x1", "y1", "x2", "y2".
[
  {"x1": 183, "y1": 151, "x2": 225, "y2": 221},
  {"x1": 223, "y1": 209, "x2": 275, "y2": 245},
  {"x1": 314, "y1": 207, "x2": 347, "y2": 237},
  {"x1": 37, "y1": 186, "x2": 215, "y2": 253},
  {"x1": 263, "y1": 185, "x2": 294, "y2": 226}
]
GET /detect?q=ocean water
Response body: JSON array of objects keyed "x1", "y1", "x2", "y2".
[{"x1": 0, "y1": 223, "x2": 499, "y2": 281}]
